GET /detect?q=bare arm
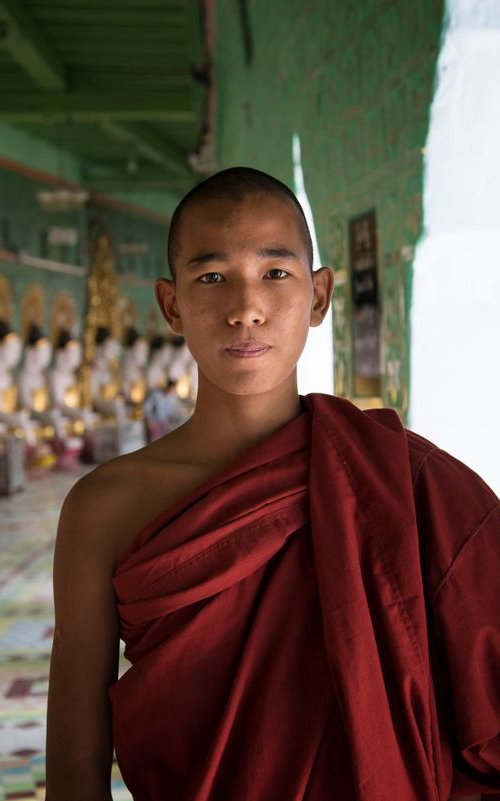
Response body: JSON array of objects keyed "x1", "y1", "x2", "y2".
[{"x1": 45, "y1": 472, "x2": 120, "y2": 801}]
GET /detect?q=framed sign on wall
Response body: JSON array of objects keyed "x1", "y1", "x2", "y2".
[{"x1": 348, "y1": 209, "x2": 381, "y2": 398}]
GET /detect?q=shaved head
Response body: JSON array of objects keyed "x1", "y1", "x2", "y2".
[{"x1": 167, "y1": 166, "x2": 314, "y2": 280}]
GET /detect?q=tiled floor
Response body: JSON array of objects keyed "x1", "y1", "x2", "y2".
[{"x1": 0, "y1": 467, "x2": 132, "y2": 800}]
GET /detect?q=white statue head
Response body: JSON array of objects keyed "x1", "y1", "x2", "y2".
[
  {"x1": 95, "y1": 325, "x2": 122, "y2": 363},
  {"x1": 25, "y1": 324, "x2": 52, "y2": 370},
  {"x1": 0, "y1": 323, "x2": 22, "y2": 369},
  {"x1": 33, "y1": 338, "x2": 52, "y2": 370},
  {"x1": 169, "y1": 336, "x2": 190, "y2": 382},
  {"x1": 102, "y1": 337, "x2": 121, "y2": 362},
  {"x1": 55, "y1": 331, "x2": 82, "y2": 372},
  {"x1": 133, "y1": 338, "x2": 148, "y2": 367},
  {"x1": 149, "y1": 335, "x2": 173, "y2": 369},
  {"x1": 124, "y1": 327, "x2": 148, "y2": 367}
]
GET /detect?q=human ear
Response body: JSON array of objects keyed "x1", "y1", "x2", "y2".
[
  {"x1": 155, "y1": 278, "x2": 183, "y2": 335},
  {"x1": 310, "y1": 267, "x2": 334, "y2": 327}
]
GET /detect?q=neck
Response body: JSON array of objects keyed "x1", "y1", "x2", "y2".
[{"x1": 179, "y1": 373, "x2": 302, "y2": 470}]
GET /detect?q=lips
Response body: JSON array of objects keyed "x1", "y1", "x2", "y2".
[
  {"x1": 226, "y1": 341, "x2": 270, "y2": 353},
  {"x1": 225, "y1": 340, "x2": 271, "y2": 358}
]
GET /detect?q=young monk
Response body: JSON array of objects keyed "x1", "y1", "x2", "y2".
[{"x1": 45, "y1": 167, "x2": 499, "y2": 801}]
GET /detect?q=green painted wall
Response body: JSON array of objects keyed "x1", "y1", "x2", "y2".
[
  {"x1": 0, "y1": 124, "x2": 82, "y2": 183},
  {"x1": 0, "y1": 122, "x2": 178, "y2": 218},
  {"x1": 112, "y1": 189, "x2": 180, "y2": 219},
  {"x1": 0, "y1": 166, "x2": 167, "y2": 348},
  {"x1": 215, "y1": 0, "x2": 444, "y2": 417}
]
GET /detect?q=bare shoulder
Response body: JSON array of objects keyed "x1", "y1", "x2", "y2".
[{"x1": 58, "y1": 434, "x2": 210, "y2": 566}]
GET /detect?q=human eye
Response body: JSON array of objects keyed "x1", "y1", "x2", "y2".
[
  {"x1": 198, "y1": 272, "x2": 223, "y2": 283},
  {"x1": 266, "y1": 268, "x2": 289, "y2": 279}
]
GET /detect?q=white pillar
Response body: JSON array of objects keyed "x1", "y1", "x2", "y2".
[
  {"x1": 293, "y1": 134, "x2": 335, "y2": 395},
  {"x1": 409, "y1": 0, "x2": 500, "y2": 494}
]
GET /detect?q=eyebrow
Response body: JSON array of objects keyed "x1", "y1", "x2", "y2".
[
  {"x1": 256, "y1": 246, "x2": 298, "y2": 260},
  {"x1": 187, "y1": 251, "x2": 228, "y2": 267},
  {"x1": 187, "y1": 246, "x2": 298, "y2": 267}
]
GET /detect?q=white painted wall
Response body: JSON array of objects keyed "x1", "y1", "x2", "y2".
[
  {"x1": 292, "y1": 134, "x2": 335, "y2": 395},
  {"x1": 409, "y1": 0, "x2": 500, "y2": 494}
]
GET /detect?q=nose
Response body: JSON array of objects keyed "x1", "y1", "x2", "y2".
[{"x1": 226, "y1": 283, "x2": 265, "y2": 327}]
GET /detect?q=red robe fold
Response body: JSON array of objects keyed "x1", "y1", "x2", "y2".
[{"x1": 109, "y1": 393, "x2": 500, "y2": 801}]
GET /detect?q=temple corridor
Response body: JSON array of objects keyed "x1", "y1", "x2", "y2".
[{"x1": 0, "y1": 0, "x2": 498, "y2": 798}]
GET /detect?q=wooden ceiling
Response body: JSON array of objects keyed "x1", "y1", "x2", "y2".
[{"x1": 0, "y1": 0, "x2": 208, "y2": 197}]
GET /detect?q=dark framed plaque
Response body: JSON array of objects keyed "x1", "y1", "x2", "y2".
[{"x1": 348, "y1": 210, "x2": 381, "y2": 396}]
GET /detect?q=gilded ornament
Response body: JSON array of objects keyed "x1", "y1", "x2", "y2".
[
  {"x1": 0, "y1": 276, "x2": 13, "y2": 323},
  {"x1": 21, "y1": 285, "x2": 45, "y2": 343}
]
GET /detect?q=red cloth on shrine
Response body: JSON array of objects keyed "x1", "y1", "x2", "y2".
[{"x1": 109, "y1": 393, "x2": 500, "y2": 801}]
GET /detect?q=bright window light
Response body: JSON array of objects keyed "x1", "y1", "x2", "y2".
[
  {"x1": 292, "y1": 134, "x2": 334, "y2": 395},
  {"x1": 409, "y1": 0, "x2": 500, "y2": 493}
]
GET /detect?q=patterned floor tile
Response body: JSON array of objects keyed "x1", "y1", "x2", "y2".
[{"x1": 0, "y1": 468, "x2": 132, "y2": 800}]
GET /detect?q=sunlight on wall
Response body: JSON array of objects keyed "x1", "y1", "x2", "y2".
[
  {"x1": 409, "y1": 0, "x2": 500, "y2": 493},
  {"x1": 292, "y1": 134, "x2": 334, "y2": 395}
]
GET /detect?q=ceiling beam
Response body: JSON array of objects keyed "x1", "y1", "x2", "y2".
[
  {"x1": 82, "y1": 171, "x2": 196, "y2": 194},
  {"x1": 0, "y1": 91, "x2": 194, "y2": 123},
  {"x1": 0, "y1": 0, "x2": 66, "y2": 90},
  {"x1": 26, "y1": 0, "x2": 184, "y2": 9},
  {"x1": 20, "y1": 9, "x2": 186, "y2": 26},
  {"x1": 99, "y1": 122, "x2": 192, "y2": 177}
]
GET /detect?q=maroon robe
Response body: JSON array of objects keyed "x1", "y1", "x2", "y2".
[{"x1": 109, "y1": 393, "x2": 500, "y2": 801}]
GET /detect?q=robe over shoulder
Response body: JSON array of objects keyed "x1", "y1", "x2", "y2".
[{"x1": 110, "y1": 393, "x2": 500, "y2": 801}]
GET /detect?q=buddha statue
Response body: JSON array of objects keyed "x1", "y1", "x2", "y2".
[
  {"x1": 121, "y1": 327, "x2": 148, "y2": 411},
  {"x1": 146, "y1": 335, "x2": 175, "y2": 391},
  {"x1": 91, "y1": 326, "x2": 126, "y2": 420},
  {"x1": 18, "y1": 323, "x2": 52, "y2": 416},
  {"x1": 168, "y1": 336, "x2": 198, "y2": 401},
  {"x1": 48, "y1": 330, "x2": 95, "y2": 443},
  {"x1": 0, "y1": 320, "x2": 21, "y2": 416},
  {"x1": 49, "y1": 331, "x2": 82, "y2": 411},
  {"x1": 17, "y1": 324, "x2": 57, "y2": 468},
  {"x1": 0, "y1": 321, "x2": 28, "y2": 490},
  {"x1": 0, "y1": 320, "x2": 37, "y2": 445},
  {"x1": 143, "y1": 336, "x2": 194, "y2": 441}
]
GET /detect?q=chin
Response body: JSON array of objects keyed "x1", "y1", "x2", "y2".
[
  {"x1": 200, "y1": 370, "x2": 274, "y2": 397},
  {"x1": 221, "y1": 373, "x2": 294, "y2": 398},
  {"x1": 199, "y1": 360, "x2": 297, "y2": 397},
  {"x1": 224, "y1": 381, "x2": 275, "y2": 397}
]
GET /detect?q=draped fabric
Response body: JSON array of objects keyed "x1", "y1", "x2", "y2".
[{"x1": 110, "y1": 393, "x2": 500, "y2": 801}]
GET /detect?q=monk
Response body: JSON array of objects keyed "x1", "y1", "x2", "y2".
[{"x1": 45, "y1": 167, "x2": 500, "y2": 801}]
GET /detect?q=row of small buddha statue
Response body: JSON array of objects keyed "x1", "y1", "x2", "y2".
[{"x1": 0, "y1": 318, "x2": 196, "y2": 470}]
